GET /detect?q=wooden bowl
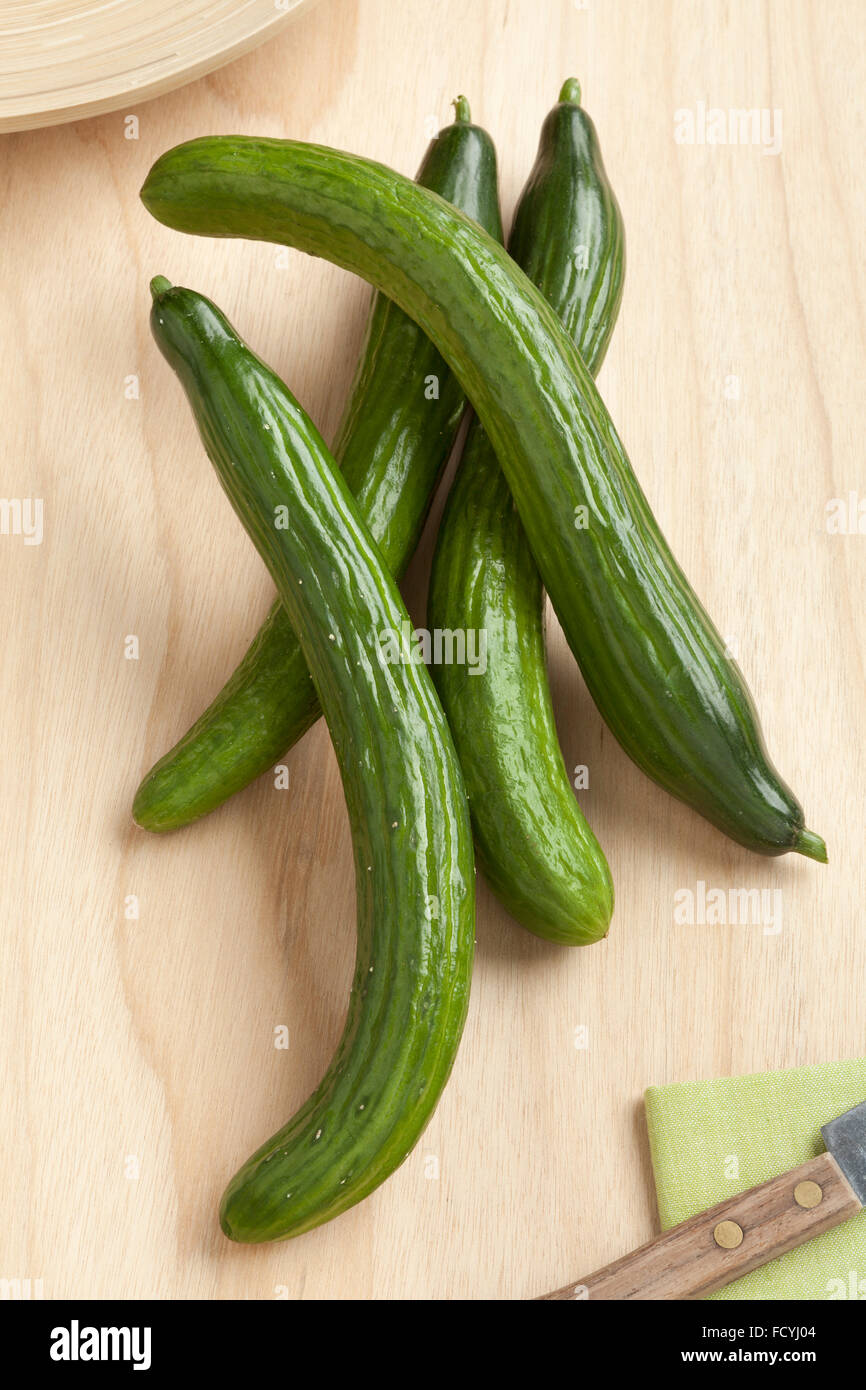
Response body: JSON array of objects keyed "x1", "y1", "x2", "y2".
[{"x1": 0, "y1": 0, "x2": 317, "y2": 134}]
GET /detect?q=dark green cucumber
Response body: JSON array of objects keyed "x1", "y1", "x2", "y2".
[
  {"x1": 140, "y1": 135, "x2": 825, "y2": 859},
  {"x1": 148, "y1": 278, "x2": 475, "y2": 1241},
  {"x1": 133, "y1": 99, "x2": 502, "y2": 832},
  {"x1": 428, "y1": 80, "x2": 623, "y2": 945}
]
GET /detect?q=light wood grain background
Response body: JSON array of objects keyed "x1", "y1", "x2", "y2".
[{"x1": 1, "y1": 0, "x2": 863, "y2": 1301}]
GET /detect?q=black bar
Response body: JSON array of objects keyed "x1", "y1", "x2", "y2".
[{"x1": 0, "y1": 1295, "x2": 857, "y2": 1374}]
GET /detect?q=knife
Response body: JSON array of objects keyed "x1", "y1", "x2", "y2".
[{"x1": 540, "y1": 1099, "x2": 866, "y2": 1300}]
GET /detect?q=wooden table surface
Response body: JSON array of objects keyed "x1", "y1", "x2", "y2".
[{"x1": 2, "y1": 0, "x2": 864, "y2": 1301}]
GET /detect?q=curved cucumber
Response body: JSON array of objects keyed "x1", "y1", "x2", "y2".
[
  {"x1": 140, "y1": 134, "x2": 825, "y2": 859},
  {"x1": 149, "y1": 279, "x2": 475, "y2": 1241},
  {"x1": 428, "y1": 80, "x2": 623, "y2": 945},
  {"x1": 133, "y1": 100, "x2": 502, "y2": 832}
]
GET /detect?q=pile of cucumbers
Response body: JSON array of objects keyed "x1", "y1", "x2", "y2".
[{"x1": 135, "y1": 82, "x2": 824, "y2": 1244}]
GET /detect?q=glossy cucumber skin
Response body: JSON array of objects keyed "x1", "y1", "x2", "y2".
[
  {"x1": 149, "y1": 282, "x2": 475, "y2": 1241},
  {"x1": 133, "y1": 110, "x2": 503, "y2": 832},
  {"x1": 428, "y1": 90, "x2": 623, "y2": 945},
  {"x1": 140, "y1": 137, "x2": 822, "y2": 858}
]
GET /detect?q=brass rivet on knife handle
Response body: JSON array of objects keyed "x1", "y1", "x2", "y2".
[
  {"x1": 712, "y1": 1219, "x2": 743, "y2": 1249},
  {"x1": 537, "y1": 1152, "x2": 862, "y2": 1300},
  {"x1": 794, "y1": 1180, "x2": 823, "y2": 1209}
]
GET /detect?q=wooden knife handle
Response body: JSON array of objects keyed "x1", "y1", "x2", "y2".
[{"x1": 540, "y1": 1152, "x2": 861, "y2": 1301}]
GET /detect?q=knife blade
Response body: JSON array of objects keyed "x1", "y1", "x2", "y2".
[{"x1": 821, "y1": 1100, "x2": 866, "y2": 1205}]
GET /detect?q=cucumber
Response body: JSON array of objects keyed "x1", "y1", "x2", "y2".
[
  {"x1": 140, "y1": 133, "x2": 825, "y2": 860},
  {"x1": 428, "y1": 80, "x2": 623, "y2": 945},
  {"x1": 133, "y1": 99, "x2": 502, "y2": 832},
  {"x1": 148, "y1": 278, "x2": 475, "y2": 1240}
]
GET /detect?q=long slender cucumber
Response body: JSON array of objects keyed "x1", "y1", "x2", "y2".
[
  {"x1": 428, "y1": 80, "x2": 623, "y2": 945},
  {"x1": 148, "y1": 278, "x2": 475, "y2": 1240},
  {"x1": 140, "y1": 133, "x2": 825, "y2": 858},
  {"x1": 133, "y1": 100, "x2": 502, "y2": 832}
]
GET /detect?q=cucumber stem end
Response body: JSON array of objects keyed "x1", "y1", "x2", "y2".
[
  {"x1": 794, "y1": 828, "x2": 828, "y2": 863},
  {"x1": 451, "y1": 94, "x2": 471, "y2": 124},
  {"x1": 150, "y1": 275, "x2": 173, "y2": 300},
  {"x1": 559, "y1": 77, "x2": 582, "y2": 106}
]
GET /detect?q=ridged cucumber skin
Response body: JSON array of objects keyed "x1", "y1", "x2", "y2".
[
  {"x1": 149, "y1": 283, "x2": 475, "y2": 1241},
  {"x1": 428, "y1": 87, "x2": 623, "y2": 945},
  {"x1": 140, "y1": 136, "x2": 823, "y2": 859},
  {"x1": 133, "y1": 107, "x2": 503, "y2": 833}
]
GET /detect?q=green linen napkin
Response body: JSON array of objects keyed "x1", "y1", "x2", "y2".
[{"x1": 645, "y1": 1056, "x2": 866, "y2": 1300}]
